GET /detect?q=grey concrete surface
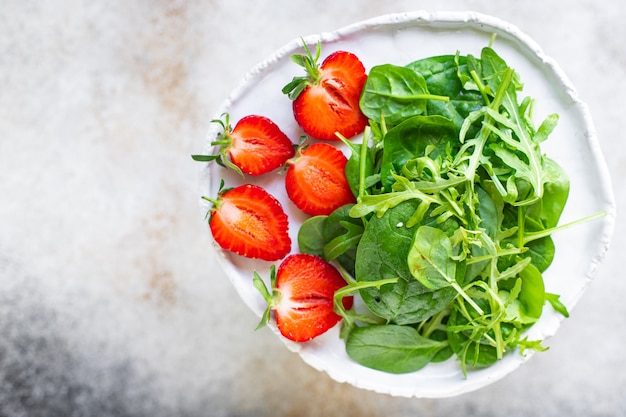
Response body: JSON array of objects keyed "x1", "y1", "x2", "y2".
[{"x1": 0, "y1": 1, "x2": 624, "y2": 416}]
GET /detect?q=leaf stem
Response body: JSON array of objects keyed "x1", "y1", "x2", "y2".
[
  {"x1": 333, "y1": 277, "x2": 399, "y2": 328},
  {"x1": 522, "y1": 210, "x2": 606, "y2": 245},
  {"x1": 451, "y1": 281, "x2": 484, "y2": 315},
  {"x1": 470, "y1": 69, "x2": 490, "y2": 105},
  {"x1": 358, "y1": 128, "x2": 370, "y2": 198},
  {"x1": 201, "y1": 195, "x2": 219, "y2": 206},
  {"x1": 369, "y1": 92, "x2": 450, "y2": 102}
]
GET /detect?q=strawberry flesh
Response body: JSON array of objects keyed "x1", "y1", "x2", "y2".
[
  {"x1": 274, "y1": 254, "x2": 353, "y2": 342},
  {"x1": 284, "y1": 45, "x2": 368, "y2": 141},
  {"x1": 209, "y1": 184, "x2": 291, "y2": 261},
  {"x1": 229, "y1": 115, "x2": 295, "y2": 175},
  {"x1": 294, "y1": 51, "x2": 368, "y2": 141},
  {"x1": 286, "y1": 143, "x2": 356, "y2": 216}
]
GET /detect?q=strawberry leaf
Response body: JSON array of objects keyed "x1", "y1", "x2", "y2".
[
  {"x1": 253, "y1": 265, "x2": 278, "y2": 330},
  {"x1": 191, "y1": 154, "x2": 220, "y2": 162},
  {"x1": 282, "y1": 40, "x2": 323, "y2": 100}
]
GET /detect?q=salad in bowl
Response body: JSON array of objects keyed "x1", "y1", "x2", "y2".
[{"x1": 193, "y1": 11, "x2": 614, "y2": 398}]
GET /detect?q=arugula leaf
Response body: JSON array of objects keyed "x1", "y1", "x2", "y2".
[
  {"x1": 478, "y1": 47, "x2": 557, "y2": 206},
  {"x1": 340, "y1": 130, "x2": 380, "y2": 197},
  {"x1": 545, "y1": 293, "x2": 570, "y2": 318},
  {"x1": 349, "y1": 174, "x2": 440, "y2": 224},
  {"x1": 446, "y1": 301, "x2": 501, "y2": 373}
]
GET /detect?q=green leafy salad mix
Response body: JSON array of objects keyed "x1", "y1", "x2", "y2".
[{"x1": 297, "y1": 38, "x2": 590, "y2": 375}]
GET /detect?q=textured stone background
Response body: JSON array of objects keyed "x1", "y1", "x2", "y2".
[{"x1": 0, "y1": 1, "x2": 624, "y2": 416}]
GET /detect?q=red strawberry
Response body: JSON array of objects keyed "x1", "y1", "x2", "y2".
[
  {"x1": 285, "y1": 142, "x2": 356, "y2": 216},
  {"x1": 205, "y1": 183, "x2": 291, "y2": 261},
  {"x1": 282, "y1": 42, "x2": 368, "y2": 141},
  {"x1": 253, "y1": 253, "x2": 354, "y2": 342},
  {"x1": 192, "y1": 114, "x2": 295, "y2": 176}
]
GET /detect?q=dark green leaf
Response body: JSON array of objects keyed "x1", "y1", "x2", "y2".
[
  {"x1": 360, "y1": 64, "x2": 448, "y2": 126},
  {"x1": 406, "y1": 54, "x2": 484, "y2": 131},
  {"x1": 407, "y1": 226, "x2": 457, "y2": 290},
  {"x1": 346, "y1": 324, "x2": 447, "y2": 373},
  {"x1": 355, "y1": 201, "x2": 456, "y2": 324},
  {"x1": 297, "y1": 216, "x2": 327, "y2": 257}
]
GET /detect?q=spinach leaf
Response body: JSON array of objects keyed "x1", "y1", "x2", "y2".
[
  {"x1": 346, "y1": 324, "x2": 447, "y2": 374},
  {"x1": 322, "y1": 204, "x2": 363, "y2": 276},
  {"x1": 523, "y1": 236, "x2": 555, "y2": 273},
  {"x1": 359, "y1": 64, "x2": 449, "y2": 126},
  {"x1": 297, "y1": 205, "x2": 364, "y2": 277},
  {"x1": 408, "y1": 226, "x2": 483, "y2": 314},
  {"x1": 475, "y1": 185, "x2": 499, "y2": 238},
  {"x1": 407, "y1": 226, "x2": 458, "y2": 290},
  {"x1": 379, "y1": 115, "x2": 458, "y2": 191},
  {"x1": 354, "y1": 200, "x2": 456, "y2": 325},
  {"x1": 297, "y1": 215, "x2": 327, "y2": 257},
  {"x1": 430, "y1": 331, "x2": 454, "y2": 363},
  {"x1": 406, "y1": 55, "x2": 484, "y2": 131},
  {"x1": 517, "y1": 262, "x2": 545, "y2": 320}
]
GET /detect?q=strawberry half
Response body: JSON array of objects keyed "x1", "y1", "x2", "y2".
[
  {"x1": 192, "y1": 114, "x2": 295, "y2": 176},
  {"x1": 282, "y1": 42, "x2": 368, "y2": 141},
  {"x1": 253, "y1": 253, "x2": 354, "y2": 342},
  {"x1": 205, "y1": 183, "x2": 291, "y2": 261},
  {"x1": 285, "y1": 142, "x2": 356, "y2": 216}
]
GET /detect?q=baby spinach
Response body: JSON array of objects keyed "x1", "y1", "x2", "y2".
[
  {"x1": 517, "y1": 263, "x2": 546, "y2": 320},
  {"x1": 297, "y1": 215, "x2": 327, "y2": 257},
  {"x1": 297, "y1": 204, "x2": 363, "y2": 276},
  {"x1": 406, "y1": 55, "x2": 484, "y2": 132},
  {"x1": 360, "y1": 64, "x2": 449, "y2": 126},
  {"x1": 353, "y1": 200, "x2": 457, "y2": 325},
  {"x1": 346, "y1": 324, "x2": 448, "y2": 374}
]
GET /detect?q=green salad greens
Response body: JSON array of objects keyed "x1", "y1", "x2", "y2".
[{"x1": 297, "y1": 39, "x2": 580, "y2": 375}]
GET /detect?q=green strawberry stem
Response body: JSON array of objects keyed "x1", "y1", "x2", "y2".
[
  {"x1": 191, "y1": 113, "x2": 245, "y2": 177},
  {"x1": 253, "y1": 265, "x2": 281, "y2": 331},
  {"x1": 282, "y1": 40, "x2": 323, "y2": 100},
  {"x1": 201, "y1": 195, "x2": 220, "y2": 207}
]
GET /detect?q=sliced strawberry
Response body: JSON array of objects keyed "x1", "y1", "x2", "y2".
[
  {"x1": 283, "y1": 43, "x2": 368, "y2": 141},
  {"x1": 285, "y1": 142, "x2": 356, "y2": 216},
  {"x1": 254, "y1": 253, "x2": 354, "y2": 342},
  {"x1": 206, "y1": 183, "x2": 291, "y2": 261},
  {"x1": 193, "y1": 114, "x2": 295, "y2": 176}
]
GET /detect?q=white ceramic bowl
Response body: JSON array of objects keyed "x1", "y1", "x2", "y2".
[{"x1": 197, "y1": 11, "x2": 615, "y2": 398}]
